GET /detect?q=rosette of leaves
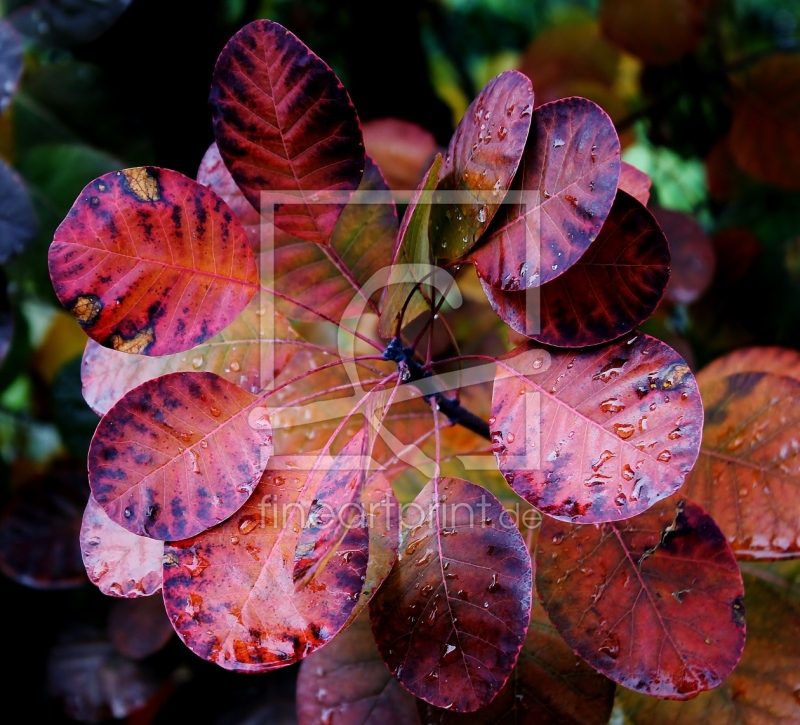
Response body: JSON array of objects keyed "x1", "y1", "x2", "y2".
[{"x1": 46, "y1": 17, "x2": 800, "y2": 722}]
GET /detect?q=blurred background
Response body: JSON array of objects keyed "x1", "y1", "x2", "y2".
[{"x1": 0, "y1": 0, "x2": 799, "y2": 721}]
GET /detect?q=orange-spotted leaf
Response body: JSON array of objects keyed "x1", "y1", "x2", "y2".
[
  {"x1": 480, "y1": 191, "x2": 669, "y2": 346},
  {"x1": 619, "y1": 162, "x2": 652, "y2": 205},
  {"x1": 197, "y1": 142, "x2": 262, "y2": 249},
  {"x1": 268, "y1": 157, "x2": 398, "y2": 322},
  {"x1": 418, "y1": 596, "x2": 615, "y2": 724},
  {"x1": 210, "y1": 19, "x2": 365, "y2": 244},
  {"x1": 682, "y1": 369, "x2": 800, "y2": 559},
  {"x1": 370, "y1": 478, "x2": 532, "y2": 712},
  {"x1": 48, "y1": 167, "x2": 259, "y2": 356},
  {"x1": 81, "y1": 295, "x2": 303, "y2": 416},
  {"x1": 297, "y1": 612, "x2": 420, "y2": 725},
  {"x1": 80, "y1": 496, "x2": 163, "y2": 598},
  {"x1": 536, "y1": 496, "x2": 746, "y2": 698},
  {"x1": 471, "y1": 98, "x2": 620, "y2": 290},
  {"x1": 429, "y1": 71, "x2": 533, "y2": 262},
  {"x1": 618, "y1": 575, "x2": 800, "y2": 722},
  {"x1": 651, "y1": 207, "x2": 715, "y2": 305},
  {"x1": 88, "y1": 372, "x2": 273, "y2": 541},
  {"x1": 492, "y1": 334, "x2": 703, "y2": 523},
  {"x1": 162, "y1": 455, "x2": 369, "y2": 672}
]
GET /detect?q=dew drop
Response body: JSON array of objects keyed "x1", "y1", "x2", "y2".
[
  {"x1": 613, "y1": 423, "x2": 635, "y2": 440},
  {"x1": 668, "y1": 428, "x2": 682, "y2": 440},
  {"x1": 192, "y1": 356, "x2": 204, "y2": 369},
  {"x1": 209, "y1": 406, "x2": 221, "y2": 417},
  {"x1": 238, "y1": 515, "x2": 258, "y2": 535},
  {"x1": 657, "y1": 450, "x2": 672, "y2": 462},
  {"x1": 621, "y1": 464, "x2": 635, "y2": 481},
  {"x1": 600, "y1": 398, "x2": 625, "y2": 413},
  {"x1": 230, "y1": 361, "x2": 241, "y2": 372},
  {"x1": 123, "y1": 507, "x2": 132, "y2": 518},
  {"x1": 487, "y1": 574, "x2": 501, "y2": 593}
]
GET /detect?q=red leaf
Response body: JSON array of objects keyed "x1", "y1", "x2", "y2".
[
  {"x1": 697, "y1": 346, "x2": 800, "y2": 386},
  {"x1": 535, "y1": 496, "x2": 746, "y2": 699},
  {"x1": 600, "y1": 0, "x2": 711, "y2": 66},
  {"x1": 162, "y1": 455, "x2": 369, "y2": 672},
  {"x1": 297, "y1": 612, "x2": 421, "y2": 725},
  {"x1": 419, "y1": 597, "x2": 615, "y2": 724},
  {"x1": 80, "y1": 496, "x2": 163, "y2": 597},
  {"x1": 268, "y1": 157, "x2": 398, "y2": 321},
  {"x1": 370, "y1": 478, "x2": 532, "y2": 712},
  {"x1": 48, "y1": 166, "x2": 259, "y2": 356},
  {"x1": 618, "y1": 162, "x2": 652, "y2": 205},
  {"x1": 197, "y1": 142, "x2": 261, "y2": 249},
  {"x1": 0, "y1": 468, "x2": 87, "y2": 589},
  {"x1": 682, "y1": 367, "x2": 800, "y2": 559},
  {"x1": 363, "y1": 118, "x2": 439, "y2": 193},
  {"x1": 651, "y1": 207, "x2": 715, "y2": 305},
  {"x1": 479, "y1": 191, "x2": 670, "y2": 346},
  {"x1": 618, "y1": 575, "x2": 800, "y2": 722},
  {"x1": 470, "y1": 98, "x2": 620, "y2": 290},
  {"x1": 88, "y1": 371, "x2": 273, "y2": 541},
  {"x1": 429, "y1": 71, "x2": 533, "y2": 262},
  {"x1": 81, "y1": 295, "x2": 303, "y2": 415},
  {"x1": 492, "y1": 334, "x2": 703, "y2": 523},
  {"x1": 210, "y1": 19, "x2": 365, "y2": 244},
  {"x1": 379, "y1": 154, "x2": 443, "y2": 337},
  {"x1": 109, "y1": 597, "x2": 174, "y2": 660}
]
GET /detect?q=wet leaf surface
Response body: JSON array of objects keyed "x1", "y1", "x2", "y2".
[
  {"x1": 211, "y1": 19, "x2": 365, "y2": 244},
  {"x1": 162, "y1": 455, "x2": 369, "y2": 672},
  {"x1": 48, "y1": 633, "x2": 157, "y2": 722},
  {"x1": 88, "y1": 371, "x2": 273, "y2": 541},
  {"x1": 269, "y1": 157, "x2": 398, "y2": 321},
  {"x1": 297, "y1": 611, "x2": 421, "y2": 725},
  {"x1": 370, "y1": 478, "x2": 532, "y2": 712},
  {"x1": 618, "y1": 576, "x2": 800, "y2": 723},
  {"x1": 600, "y1": 0, "x2": 711, "y2": 66},
  {"x1": 0, "y1": 157, "x2": 38, "y2": 263},
  {"x1": 471, "y1": 98, "x2": 620, "y2": 290},
  {"x1": 81, "y1": 295, "x2": 302, "y2": 416},
  {"x1": 651, "y1": 207, "x2": 715, "y2": 305},
  {"x1": 618, "y1": 162, "x2": 652, "y2": 206},
  {"x1": 380, "y1": 155, "x2": 443, "y2": 337},
  {"x1": 8, "y1": 0, "x2": 134, "y2": 46},
  {"x1": 729, "y1": 54, "x2": 800, "y2": 191},
  {"x1": 418, "y1": 596, "x2": 615, "y2": 724},
  {"x1": 429, "y1": 71, "x2": 533, "y2": 262},
  {"x1": 682, "y1": 370, "x2": 800, "y2": 559},
  {"x1": 0, "y1": 20, "x2": 23, "y2": 112},
  {"x1": 48, "y1": 167, "x2": 259, "y2": 356},
  {"x1": 108, "y1": 596, "x2": 174, "y2": 660},
  {"x1": 0, "y1": 467, "x2": 88, "y2": 589},
  {"x1": 480, "y1": 191, "x2": 669, "y2": 346},
  {"x1": 197, "y1": 142, "x2": 262, "y2": 250},
  {"x1": 80, "y1": 496, "x2": 163, "y2": 598},
  {"x1": 492, "y1": 334, "x2": 703, "y2": 523},
  {"x1": 536, "y1": 496, "x2": 746, "y2": 699}
]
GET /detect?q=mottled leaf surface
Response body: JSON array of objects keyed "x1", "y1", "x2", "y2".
[
  {"x1": 480, "y1": 191, "x2": 669, "y2": 346},
  {"x1": 419, "y1": 597, "x2": 615, "y2": 724},
  {"x1": 471, "y1": 98, "x2": 620, "y2": 290},
  {"x1": 370, "y1": 478, "x2": 532, "y2": 712},
  {"x1": 0, "y1": 468, "x2": 87, "y2": 589},
  {"x1": 0, "y1": 20, "x2": 23, "y2": 112},
  {"x1": 89, "y1": 371, "x2": 273, "y2": 541},
  {"x1": 197, "y1": 142, "x2": 262, "y2": 249},
  {"x1": 729, "y1": 54, "x2": 800, "y2": 191},
  {"x1": 379, "y1": 155, "x2": 442, "y2": 337},
  {"x1": 269, "y1": 157, "x2": 398, "y2": 321},
  {"x1": 162, "y1": 455, "x2": 369, "y2": 672},
  {"x1": 81, "y1": 295, "x2": 302, "y2": 415},
  {"x1": 49, "y1": 167, "x2": 259, "y2": 356},
  {"x1": 297, "y1": 612, "x2": 420, "y2": 725},
  {"x1": 210, "y1": 19, "x2": 365, "y2": 243},
  {"x1": 492, "y1": 334, "x2": 703, "y2": 523},
  {"x1": 651, "y1": 207, "x2": 715, "y2": 305},
  {"x1": 619, "y1": 576, "x2": 800, "y2": 723},
  {"x1": 430, "y1": 71, "x2": 533, "y2": 262},
  {"x1": 618, "y1": 162, "x2": 652, "y2": 205},
  {"x1": 80, "y1": 496, "x2": 163, "y2": 598},
  {"x1": 682, "y1": 371, "x2": 800, "y2": 559},
  {"x1": 0, "y1": 158, "x2": 38, "y2": 264},
  {"x1": 536, "y1": 496, "x2": 746, "y2": 699}
]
